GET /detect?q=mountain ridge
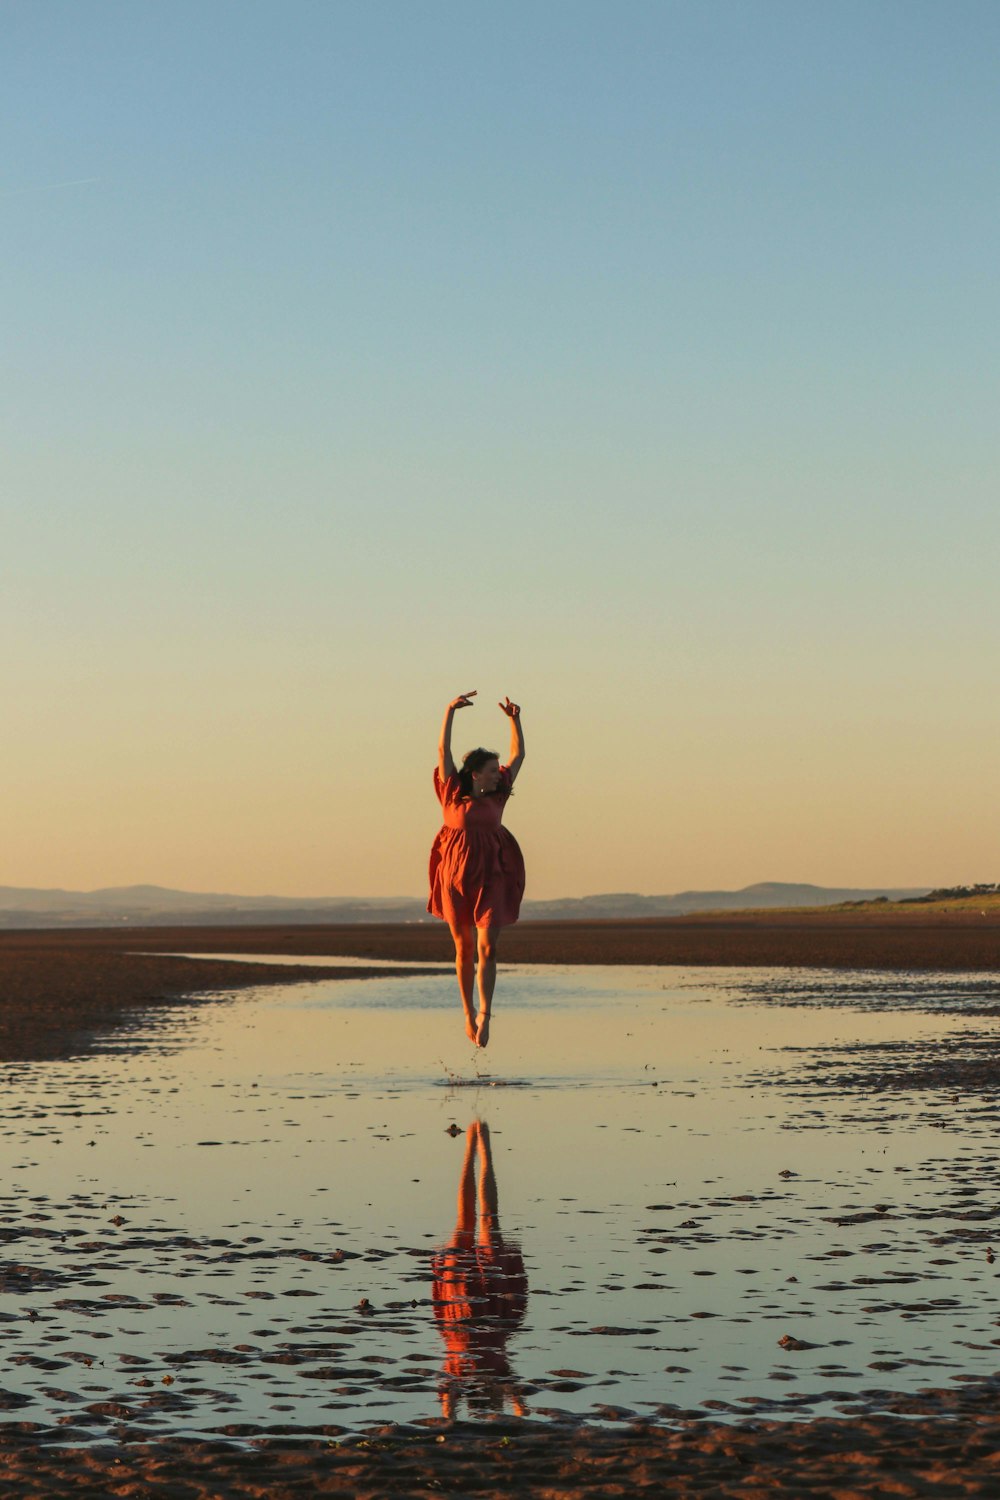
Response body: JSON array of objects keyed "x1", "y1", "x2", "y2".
[{"x1": 0, "y1": 881, "x2": 931, "y2": 928}]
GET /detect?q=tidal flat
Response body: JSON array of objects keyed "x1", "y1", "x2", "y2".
[
  {"x1": 1, "y1": 947, "x2": 1000, "y2": 1494},
  {"x1": 3, "y1": 965, "x2": 1000, "y2": 1422}
]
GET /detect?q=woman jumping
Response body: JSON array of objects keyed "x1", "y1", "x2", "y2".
[{"x1": 428, "y1": 691, "x2": 526, "y2": 1048}]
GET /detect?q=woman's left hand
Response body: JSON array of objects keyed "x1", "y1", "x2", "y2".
[{"x1": 499, "y1": 697, "x2": 521, "y2": 718}]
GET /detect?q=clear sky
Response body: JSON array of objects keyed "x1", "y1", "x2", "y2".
[{"x1": 3, "y1": 1, "x2": 999, "y2": 899}]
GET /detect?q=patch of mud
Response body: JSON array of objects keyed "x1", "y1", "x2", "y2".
[{"x1": 727, "y1": 971, "x2": 1000, "y2": 1016}]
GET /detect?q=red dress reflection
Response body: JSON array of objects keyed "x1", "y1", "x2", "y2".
[{"x1": 431, "y1": 1120, "x2": 528, "y2": 1418}]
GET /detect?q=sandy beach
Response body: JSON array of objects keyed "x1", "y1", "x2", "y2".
[
  {"x1": 0, "y1": 1388, "x2": 999, "y2": 1497},
  {"x1": 1, "y1": 914, "x2": 998, "y2": 1496},
  {"x1": 81, "y1": 904, "x2": 1000, "y2": 968}
]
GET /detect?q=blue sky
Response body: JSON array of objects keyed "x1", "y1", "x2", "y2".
[{"x1": 3, "y1": 2, "x2": 999, "y2": 896}]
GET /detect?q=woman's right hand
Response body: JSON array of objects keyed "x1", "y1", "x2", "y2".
[{"x1": 448, "y1": 690, "x2": 477, "y2": 711}]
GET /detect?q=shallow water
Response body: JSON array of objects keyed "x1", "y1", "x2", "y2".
[{"x1": 2, "y1": 962, "x2": 999, "y2": 1441}]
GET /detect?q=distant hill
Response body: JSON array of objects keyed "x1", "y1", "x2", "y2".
[
  {"x1": 0, "y1": 884, "x2": 425, "y2": 927},
  {"x1": 0, "y1": 881, "x2": 930, "y2": 928},
  {"x1": 520, "y1": 882, "x2": 930, "y2": 919}
]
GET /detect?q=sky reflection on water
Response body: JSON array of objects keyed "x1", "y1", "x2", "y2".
[{"x1": 1, "y1": 963, "x2": 999, "y2": 1440}]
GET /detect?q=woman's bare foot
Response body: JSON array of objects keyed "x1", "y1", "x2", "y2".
[
  {"x1": 475, "y1": 1010, "x2": 491, "y2": 1048},
  {"x1": 463, "y1": 1009, "x2": 478, "y2": 1044}
]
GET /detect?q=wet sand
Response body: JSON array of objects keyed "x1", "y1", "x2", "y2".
[
  {"x1": 1, "y1": 918, "x2": 999, "y2": 1495},
  {"x1": 0, "y1": 1388, "x2": 999, "y2": 1497}
]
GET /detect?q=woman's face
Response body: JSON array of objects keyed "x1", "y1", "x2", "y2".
[{"x1": 471, "y1": 757, "x2": 501, "y2": 794}]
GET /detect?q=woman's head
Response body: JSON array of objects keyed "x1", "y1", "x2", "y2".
[{"x1": 458, "y1": 748, "x2": 501, "y2": 798}]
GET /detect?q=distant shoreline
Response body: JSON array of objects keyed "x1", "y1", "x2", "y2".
[
  {"x1": 52, "y1": 901, "x2": 1000, "y2": 963},
  {"x1": 7, "y1": 904, "x2": 1000, "y2": 966}
]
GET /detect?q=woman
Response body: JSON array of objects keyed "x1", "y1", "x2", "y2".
[{"x1": 428, "y1": 691, "x2": 525, "y2": 1048}]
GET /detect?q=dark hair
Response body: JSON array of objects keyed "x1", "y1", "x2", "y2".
[{"x1": 457, "y1": 747, "x2": 501, "y2": 799}]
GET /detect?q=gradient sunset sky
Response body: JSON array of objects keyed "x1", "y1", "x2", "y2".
[{"x1": 4, "y1": 1, "x2": 999, "y2": 899}]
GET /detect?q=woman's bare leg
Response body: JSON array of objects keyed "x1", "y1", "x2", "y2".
[
  {"x1": 450, "y1": 924, "x2": 478, "y2": 1042},
  {"x1": 474, "y1": 927, "x2": 500, "y2": 1047}
]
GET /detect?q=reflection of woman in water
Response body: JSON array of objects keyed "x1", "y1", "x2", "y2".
[
  {"x1": 432, "y1": 1119, "x2": 528, "y2": 1418},
  {"x1": 428, "y1": 692, "x2": 526, "y2": 1048}
]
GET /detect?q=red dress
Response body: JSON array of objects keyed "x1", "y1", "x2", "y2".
[{"x1": 427, "y1": 767, "x2": 525, "y2": 930}]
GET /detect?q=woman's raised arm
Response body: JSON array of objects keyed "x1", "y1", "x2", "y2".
[
  {"x1": 500, "y1": 697, "x2": 525, "y2": 784},
  {"x1": 438, "y1": 691, "x2": 477, "y2": 779}
]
